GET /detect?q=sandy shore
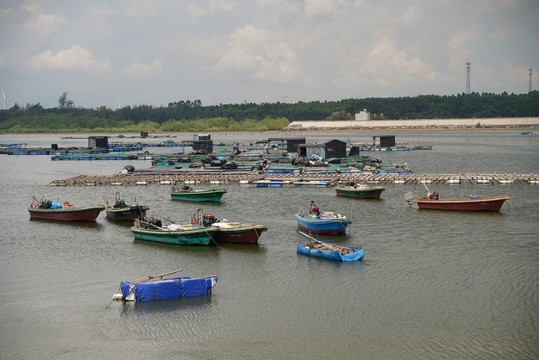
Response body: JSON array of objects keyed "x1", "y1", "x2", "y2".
[{"x1": 286, "y1": 117, "x2": 539, "y2": 130}]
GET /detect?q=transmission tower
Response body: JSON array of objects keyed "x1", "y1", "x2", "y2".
[
  {"x1": 466, "y1": 62, "x2": 471, "y2": 94},
  {"x1": 529, "y1": 68, "x2": 533, "y2": 92}
]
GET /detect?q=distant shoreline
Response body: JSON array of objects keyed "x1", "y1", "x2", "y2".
[{"x1": 286, "y1": 117, "x2": 539, "y2": 131}]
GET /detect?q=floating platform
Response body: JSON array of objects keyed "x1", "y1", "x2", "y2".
[{"x1": 49, "y1": 171, "x2": 539, "y2": 186}]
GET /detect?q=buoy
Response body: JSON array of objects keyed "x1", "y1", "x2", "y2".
[
  {"x1": 112, "y1": 293, "x2": 123, "y2": 301},
  {"x1": 499, "y1": 179, "x2": 513, "y2": 184},
  {"x1": 85, "y1": 182, "x2": 96, "y2": 186},
  {"x1": 135, "y1": 181, "x2": 147, "y2": 186},
  {"x1": 111, "y1": 182, "x2": 123, "y2": 186},
  {"x1": 446, "y1": 179, "x2": 460, "y2": 184},
  {"x1": 160, "y1": 180, "x2": 172, "y2": 185},
  {"x1": 393, "y1": 180, "x2": 406, "y2": 184}
]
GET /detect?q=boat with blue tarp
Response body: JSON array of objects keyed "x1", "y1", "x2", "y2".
[{"x1": 113, "y1": 269, "x2": 218, "y2": 302}]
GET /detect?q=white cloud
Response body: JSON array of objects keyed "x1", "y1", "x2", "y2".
[
  {"x1": 124, "y1": 60, "x2": 163, "y2": 76},
  {"x1": 209, "y1": 0, "x2": 234, "y2": 12},
  {"x1": 187, "y1": 4, "x2": 206, "y2": 19},
  {"x1": 304, "y1": 0, "x2": 340, "y2": 19},
  {"x1": 23, "y1": 10, "x2": 65, "y2": 36},
  {"x1": 27, "y1": 45, "x2": 111, "y2": 72},
  {"x1": 214, "y1": 25, "x2": 299, "y2": 83},
  {"x1": 92, "y1": 5, "x2": 118, "y2": 20},
  {"x1": 447, "y1": 25, "x2": 487, "y2": 71},
  {"x1": 489, "y1": 22, "x2": 519, "y2": 41},
  {"x1": 400, "y1": 5, "x2": 422, "y2": 25},
  {"x1": 0, "y1": 8, "x2": 13, "y2": 16}
]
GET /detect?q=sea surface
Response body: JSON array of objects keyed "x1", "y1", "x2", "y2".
[{"x1": 0, "y1": 130, "x2": 538, "y2": 360}]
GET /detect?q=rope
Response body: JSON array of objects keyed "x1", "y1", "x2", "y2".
[{"x1": 105, "y1": 285, "x2": 122, "y2": 309}]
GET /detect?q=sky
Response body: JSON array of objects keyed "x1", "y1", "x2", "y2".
[{"x1": 0, "y1": 0, "x2": 538, "y2": 109}]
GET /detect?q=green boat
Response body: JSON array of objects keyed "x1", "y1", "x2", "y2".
[
  {"x1": 335, "y1": 183, "x2": 385, "y2": 199},
  {"x1": 170, "y1": 187, "x2": 227, "y2": 202},
  {"x1": 131, "y1": 220, "x2": 215, "y2": 245}
]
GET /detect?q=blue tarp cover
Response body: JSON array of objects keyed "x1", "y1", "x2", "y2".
[{"x1": 120, "y1": 276, "x2": 218, "y2": 302}]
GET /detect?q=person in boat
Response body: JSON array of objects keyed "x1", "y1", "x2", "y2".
[
  {"x1": 114, "y1": 198, "x2": 126, "y2": 208},
  {"x1": 428, "y1": 192, "x2": 439, "y2": 200},
  {"x1": 310, "y1": 205, "x2": 320, "y2": 218}
]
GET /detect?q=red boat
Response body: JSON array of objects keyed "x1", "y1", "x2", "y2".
[
  {"x1": 28, "y1": 197, "x2": 105, "y2": 221},
  {"x1": 406, "y1": 189, "x2": 509, "y2": 212},
  {"x1": 194, "y1": 211, "x2": 268, "y2": 244}
]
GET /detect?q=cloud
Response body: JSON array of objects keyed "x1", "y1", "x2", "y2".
[
  {"x1": 346, "y1": 35, "x2": 437, "y2": 87},
  {"x1": 27, "y1": 45, "x2": 111, "y2": 72},
  {"x1": 209, "y1": 0, "x2": 234, "y2": 12},
  {"x1": 124, "y1": 60, "x2": 163, "y2": 76},
  {"x1": 214, "y1": 25, "x2": 299, "y2": 83},
  {"x1": 400, "y1": 5, "x2": 422, "y2": 25},
  {"x1": 23, "y1": 10, "x2": 65, "y2": 36},
  {"x1": 489, "y1": 22, "x2": 519, "y2": 41},
  {"x1": 447, "y1": 25, "x2": 487, "y2": 71},
  {"x1": 0, "y1": 8, "x2": 13, "y2": 16}
]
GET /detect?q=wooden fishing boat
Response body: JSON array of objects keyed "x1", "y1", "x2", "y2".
[
  {"x1": 406, "y1": 188, "x2": 509, "y2": 211},
  {"x1": 170, "y1": 185, "x2": 227, "y2": 202},
  {"x1": 105, "y1": 193, "x2": 149, "y2": 221},
  {"x1": 197, "y1": 212, "x2": 268, "y2": 244},
  {"x1": 297, "y1": 235, "x2": 364, "y2": 262},
  {"x1": 28, "y1": 197, "x2": 104, "y2": 221},
  {"x1": 295, "y1": 201, "x2": 351, "y2": 235},
  {"x1": 335, "y1": 183, "x2": 385, "y2": 199},
  {"x1": 131, "y1": 218, "x2": 215, "y2": 245},
  {"x1": 113, "y1": 269, "x2": 218, "y2": 302}
]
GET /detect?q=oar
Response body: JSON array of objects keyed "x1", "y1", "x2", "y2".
[{"x1": 130, "y1": 269, "x2": 183, "y2": 284}]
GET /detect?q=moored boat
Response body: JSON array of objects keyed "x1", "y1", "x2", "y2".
[
  {"x1": 105, "y1": 193, "x2": 149, "y2": 221},
  {"x1": 196, "y1": 212, "x2": 268, "y2": 244},
  {"x1": 131, "y1": 217, "x2": 215, "y2": 245},
  {"x1": 113, "y1": 269, "x2": 218, "y2": 302},
  {"x1": 28, "y1": 197, "x2": 104, "y2": 221},
  {"x1": 171, "y1": 185, "x2": 227, "y2": 202},
  {"x1": 297, "y1": 236, "x2": 364, "y2": 262},
  {"x1": 335, "y1": 182, "x2": 385, "y2": 199},
  {"x1": 295, "y1": 201, "x2": 352, "y2": 235},
  {"x1": 406, "y1": 187, "x2": 509, "y2": 211}
]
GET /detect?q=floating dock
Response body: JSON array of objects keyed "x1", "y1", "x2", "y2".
[{"x1": 50, "y1": 171, "x2": 539, "y2": 186}]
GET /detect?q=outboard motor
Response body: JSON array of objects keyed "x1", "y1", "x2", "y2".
[{"x1": 203, "y1": 214, "x2": 215, "y2": 227}]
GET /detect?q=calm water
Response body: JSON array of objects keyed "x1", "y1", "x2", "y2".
[{"x1": 0, "y1": 130, "x2": 538, "y2": 360}]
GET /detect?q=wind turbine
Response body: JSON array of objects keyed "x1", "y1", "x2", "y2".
[
  {"x1": 279, "y1": 92, "x2": 290, "y2": 103},
  {"x1": 1, "y1": 90, "x2": 6, "y2": 110}
]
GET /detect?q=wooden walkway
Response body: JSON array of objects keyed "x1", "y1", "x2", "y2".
[{"x1": 50, "y1": 172, "x2": 539, "y2": 186}]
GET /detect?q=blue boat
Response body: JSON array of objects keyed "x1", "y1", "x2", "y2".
[
  {"x1": 297, "y1": 240, "x2": 364, "y2": 262},
  {"x1": 295, "y1": 201, "x2": 352, "y2": 235},
  {"x1": 114, "y1": 269, "x2": 218, "y2": 302}
]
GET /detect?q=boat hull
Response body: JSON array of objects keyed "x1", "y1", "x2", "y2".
[
  {"x1": 211, "y1": 225, "x2": 268, "y2": 244},
  {"x1": 28, "y1": 206, "x2": 105, "y2": 221},
  {"x1": 295, "y1": 214, "x2": 351, "y2": 235},
  {"x1": 296, "y1": 244, "x2": 364, "y2": 262},
  {"x1": 120, "y1": 276, "x2": 218, "y2": 302},
  {"x1": 171, "y1": 189, "x2": 227, "y2": 202},
  {"x1": 416, "y1": 195, "x2": 509, "y2": 211},
  {"x1": 131, "y1": 226, "x2": 214, "y2": 245},
  {"x1": 335, "y1": 186, "x2": 385, "y2": 199},
  {"x1": 105, "y1": 206, "x2": 149, "y2": 221}
]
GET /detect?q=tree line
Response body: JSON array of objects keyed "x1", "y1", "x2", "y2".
[{"x1": 0, "y1": 91, "x2": 537, "y2": 133}]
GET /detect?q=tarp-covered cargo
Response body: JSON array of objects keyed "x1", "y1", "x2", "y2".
[{"x1": 120, "y1": 276, "x2": 218, "y2": 302}]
